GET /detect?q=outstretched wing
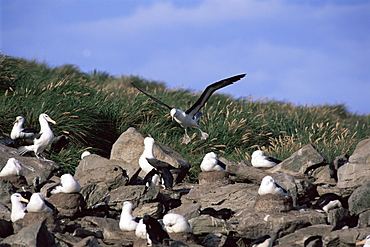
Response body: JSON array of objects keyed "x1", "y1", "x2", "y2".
[
  {"x1": 131, "y1": 83, "x2": 173, "y2": 110},
  {"x1": 185, "y1": 74, "x2": 246, "y2": 117}
]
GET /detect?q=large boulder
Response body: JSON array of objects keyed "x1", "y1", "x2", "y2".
[
  {"x1": 337, "y1": 163, "x2": 370, "y2": 189},
  {"x1": 348, "y1": 182, "x2": 370, "y2": 216},
  {"x1": 349, "y1": 138, "x2": 370, "y2": 164},
  {"x1": 268, "y1": 144, "x2": 326, "y2": 176}
]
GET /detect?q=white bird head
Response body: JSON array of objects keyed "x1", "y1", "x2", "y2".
[
  {"x1": 252, "y1": 150, "x2": 265, "y2": 159},
  {"x1": 123, "y1": 201, "x2": 133, "y2": 210},
  {"x1": 13, "y1": 116, "x2": 25, "y2": 125},
  {"x1": 261, "y1": 176, "x2": 274, "y2": 186},
  {"x1": 11, "y1": 193, "x2": 29, "y2": 204},
  {"x1": 204, "y1": 152, "x2": 217, "y2": 160},
  {"x1": 60, "y1": 174, "x2": 75, "y2": 184},
  {"x1": 40, "y1": 113, "x2": 56, "y2": 124},
  {"x1": 144, "y1": 137, "x2": 155, "y2": 147},
  {"x1": 170, "y1": 109, "x2": 177, "y2": 120}
]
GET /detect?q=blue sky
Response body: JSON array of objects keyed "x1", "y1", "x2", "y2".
[{"x1": 1, "y1": 0, "x2": 369, "y2": 114}]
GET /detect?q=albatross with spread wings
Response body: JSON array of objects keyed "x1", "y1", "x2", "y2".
[{"x1": 131, "y1": 74, "x2": 246, "y2": 144}]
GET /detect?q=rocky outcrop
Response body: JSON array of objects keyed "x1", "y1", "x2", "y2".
[{"x1": 0, "y1": 128, "x2": 369, "y2": 246}]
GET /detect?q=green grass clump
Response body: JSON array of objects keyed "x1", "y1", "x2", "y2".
[{"x1": 1, "y1": 53, "x2": 369, "y2": 182}]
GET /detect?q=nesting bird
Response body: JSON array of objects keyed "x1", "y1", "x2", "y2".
[
  {"x1": 17, "y1": 113, "x2": 56, "y2": 159},
  {"x1": 251, "y1": 150, "x2": 281, "y2": 168},
  {"x1": 26, "y1": 193, "x2": 53, "y2": 212},
  {"x1": 0, "y1": 158, "x2": 24, "y2": 177},
  {"x1": 49, "y1": 174, "x2": 81, "y2": 195},
  {"x1": 163, "y1": 213, "x2": 191, "y2": 233},
  {"x1": 200, "y1": 152, "x2": 226, "y2": 172},
  {"x1": 10, "y1": 193, "x2": 29, "y2": 222},
  {"x1": 312, "y1": 193, "x2": 344, "y2": 213},
  {"x1": 119, "y1": 201, "x2": 140, "y2": 231},
  {"x1": 131, "y1": 74, "x2": 246, "y2": 144},
  {"x1": 356, "y1": 235, "x2": 370, "y2": 247},
  {"x1": 258, "y1": 176, "x2": 288, "y2": 196},
  {"x1": 10, "y1": 116, "x2": 37, "y2": 140}
]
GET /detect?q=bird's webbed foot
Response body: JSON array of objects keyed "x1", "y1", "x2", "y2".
[
  {"x1": 182, "y1": 134, "x2": 191, "y2": 144},
  {"x1": 200, "y1": 131, "x2": 209, "y2": 140}
]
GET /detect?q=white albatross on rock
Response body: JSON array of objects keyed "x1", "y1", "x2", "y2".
[
  {"x1": 131, "y1": 74, "x2": 246, "y2": 144},
  {"x1": 163, "y1": 213, "x2": 191, "y2": 233},
  {"x1": 200, "y1": 152, "x2": 226, "y2": 172},
  {"x1": 258, "y1": 176, "x2": 288, "y2": 196},
  {"x1": 10, "y1": 116, "x2": 37, "y2": 140},
  {"x1": 10, "y1": 193, "x2": 29, "y2": 222},
  {"x1": 49, "y1": 174, "x2": 81, "y2": 195},
  {"x1": 26, "y1": 193, "x2": 53, "y2": 212},
  {"x1": 251, "y1": 150, "x2": 281, "y2": 168},
  {"x1": 0, "y1": 158, "x2": 24, "y2": 177},
  {"x1": 119, "y1": 201, "x2": 140, "y2": 231},
  {"x1": 17, "y1": 113, "x2": 56, "y2": 160}
]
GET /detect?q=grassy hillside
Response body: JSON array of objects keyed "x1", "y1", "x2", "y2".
[{"x1": 1, "y1": 53, "x2": 369, "y2": 181}]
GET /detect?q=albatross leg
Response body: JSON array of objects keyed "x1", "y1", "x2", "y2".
[
  {"x1": 199, "y1": 129, "x2": 209, "y2": 140},
  {"x1": 182, "y1": 129, "x2": 191, "y2": 144}
]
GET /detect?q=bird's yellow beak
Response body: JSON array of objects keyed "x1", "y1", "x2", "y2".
[
  {"x1": 356, "y1": 239, "x2": 366, "y2": 245},
  {"x1": 12, "y1": 119, "x2": 18, "y2": 125},
  {"x1": 47, "y1": 117, "x2": 57, "y2": 125},
  {"x1": 20, "y1": 196, "x2": 29, "y2": 203}
]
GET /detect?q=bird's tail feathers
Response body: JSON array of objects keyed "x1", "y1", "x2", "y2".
[{"x1": 17, "y1": 146, "x2": 31, "y2": 156}]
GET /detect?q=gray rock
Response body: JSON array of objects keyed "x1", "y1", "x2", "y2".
[
  {"x1": 189, "y1": 215, "x2": 229, "y2": 235},
  {"x1": 73, "y1": 236, "x2": 100, "y2": 247},
  {"x1": 268, "y1": 144, "x2": 326, "y2": 176},
  {"x1": 47, "y1": 193, "x2": 85, "y2": 218},
  {"x1": 323, "y1": 227, "x2": 370, "y2": 247},
  {"x1": 181, "y1": 183, "x2": 258, "y2": 215},
  {"x1": 359, "y1": 210, "x2": 370, "y2": 228},
  {"x1": 1, "y1": 219, "x2": 55, "y2": 247},
  {"x1": 349, "y1": 138, "x2": 370, "y2": 164},
  {"x1": 276, "y1": 224, "x2": 332, "y2": 246},
  {"x1": 348, "y1": 182, "x2": 370, "y2": 215},
  {"x1": 337, "y1": 163, "x2": 370, "y2": 189},
  {"x1": 168, "y1": 202, "x2": 201, "y2": 220},
  {"x1": 226, "y1": 161, "x2": 273, "y2": 184},
  {"x1": 75, "y1": 155, "x2": 129, "y2": 188}
]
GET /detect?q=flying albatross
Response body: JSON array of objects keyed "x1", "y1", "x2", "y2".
[
  {"x1": 17, "y1": 113, "x2": 56, "y2": 160},
  {"x1": 131, "y1": 74, "x2": 246, "y2": 144}
]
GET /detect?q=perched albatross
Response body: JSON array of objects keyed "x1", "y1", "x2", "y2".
[
  {"x1": 10, "y1": 193, "x2": 29, "y2": 222},
  {"x1": 48, "y1": 174, "x2": 81, "y2": 196},
  {"x1": 200, "y1": 152, "x2": 226, "y2": 172},
  {"x1": 0, "y1": 158, "x2": 24, "y2": 177},
  {"x1": 258, "y1": 176, "x2": 288, "y2": 196},
  {"x1": 251, "y1": 150, "x2": 281, "y2": 168},
  {"x1": 162, "y1": 213, "x2": 191, "y2": 233},
  {"x1": 11, "y1": 116, "x2": 37, "y2": 140},
  {"x1": 17, "y1": 113, "x2": 56, "y2": 160},
  {"x1": 26, "y1": 193, "x2": 53, "y2": 212},
  {"x1": 119, "y1": 201, "x2": 140, "y2": 231},
  {"x1": 132, "y1": 74, "x2": 246, "y2": 144}
]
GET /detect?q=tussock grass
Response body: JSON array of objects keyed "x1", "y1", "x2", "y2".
[{"x1": 1, "y1": 53, "x2": 369, "y2": 182}]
